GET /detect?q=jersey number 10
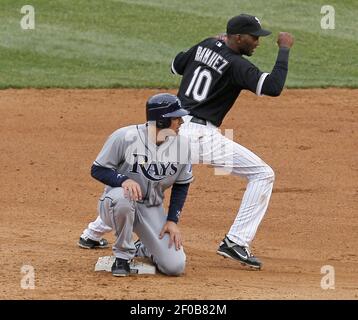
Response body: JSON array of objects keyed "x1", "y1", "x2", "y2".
[{"x1": 185, "y1": 66, "x2": 212, "y2": 102}]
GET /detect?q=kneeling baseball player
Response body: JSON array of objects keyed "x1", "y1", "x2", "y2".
[{"x1": 86, "y1": 93, "x2": 193, "y2": 276}]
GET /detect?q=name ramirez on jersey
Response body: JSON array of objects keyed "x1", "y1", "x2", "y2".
[{"x1": 194, "y1": 45, "x2": 229, "y2": 75}]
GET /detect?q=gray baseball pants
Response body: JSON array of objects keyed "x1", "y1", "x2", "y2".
[{"x1": 98, "y1": 187, "x2": 186, "y2": 276}]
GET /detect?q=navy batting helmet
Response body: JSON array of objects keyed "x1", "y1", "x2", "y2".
[{"x1": 146, "y1": 93, "x2": 189, "y2": 128}]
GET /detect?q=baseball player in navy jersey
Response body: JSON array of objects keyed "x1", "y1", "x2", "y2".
[
  {"x1": 81, "y1": 93, "x2": 193, "y2": 276},
  {"x1": 168, "y1": 14, "x2": 294, "y2": 270}
]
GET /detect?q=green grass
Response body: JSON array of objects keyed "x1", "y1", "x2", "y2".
[{"x1": 0, "y1": 0, "x2": 357, "y2": 88}]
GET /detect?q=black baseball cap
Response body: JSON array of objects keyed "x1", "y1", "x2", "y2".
[{"x1": 227, "y1": 14, "x2": 271, "y2": 37}]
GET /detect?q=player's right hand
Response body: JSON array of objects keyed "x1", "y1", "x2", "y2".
[
  {"x1": 277, "y1": 32, "x2": 294, "y2": 49},
  {"x1": 122, "y1": 179, "x2": 142, "y2": 201}
]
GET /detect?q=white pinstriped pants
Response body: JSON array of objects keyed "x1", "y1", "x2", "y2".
[{"x1": 180, "y1": 115, "x2": 274, "y2": 247}]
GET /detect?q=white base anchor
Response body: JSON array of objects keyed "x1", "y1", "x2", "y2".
[{"x1": 95, "y1": 256, "x2": 156, "y2": 275}]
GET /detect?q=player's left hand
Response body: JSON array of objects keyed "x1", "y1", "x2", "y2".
[{"x1": 159, "y1": 221, "x2": 182, "y2": 251}]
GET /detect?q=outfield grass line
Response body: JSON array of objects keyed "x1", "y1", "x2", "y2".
[{"x1": 0, "y1": 0, "x2": 356, "y2": 88}]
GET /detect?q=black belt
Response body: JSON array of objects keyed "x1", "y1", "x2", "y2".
[{"x1": 190, "y1": 116, "x2": 207, "y2": 126}]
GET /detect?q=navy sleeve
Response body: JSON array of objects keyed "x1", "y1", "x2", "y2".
[
  {"x1": 261, "y1": 48, "x2": 290, "y2": 96},
  {"x1": 167, "y1": 183, "x2": 190, "y2": 223},
  {"x1": 91, "y1": 164, "x2": 129, "y2": 187}
]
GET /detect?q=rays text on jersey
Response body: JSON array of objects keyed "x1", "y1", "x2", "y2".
[{"x1": 130, "y1": 154, "x2": 178, "y2": 181}]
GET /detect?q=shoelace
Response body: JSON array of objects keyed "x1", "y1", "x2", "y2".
[{"x1": 243, "y1": 247, "x2": 253, "y2": 257}]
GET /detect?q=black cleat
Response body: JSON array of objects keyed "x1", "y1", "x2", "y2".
[
  {"x1": 111, "y1": 258, "x2": 130, "y2": 277},
  {"x1": 78, "y1": 236, "x2": 109, "y2": 249},
  {"x1": 217, "y1": 236, "x2": 262, "y2": 270}
]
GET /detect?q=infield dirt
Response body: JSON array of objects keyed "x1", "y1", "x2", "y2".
[{"x1": 1, "y1": 88, "x2": 357, "y2": 299}]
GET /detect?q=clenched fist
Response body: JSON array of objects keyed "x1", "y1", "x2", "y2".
[{"x1": 277, "y1": 32, "x2": 294, "y2": 49}]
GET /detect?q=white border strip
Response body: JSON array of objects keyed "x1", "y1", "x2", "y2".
[
  {"x1": 256, "y1": 72, "x2": 269, "y2": 96},
  {"x1": 171, "y1": 59, "x2": 179, "y2": 75}
]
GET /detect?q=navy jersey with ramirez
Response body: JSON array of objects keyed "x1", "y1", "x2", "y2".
[{"x1": 171, "y1": 37, "x2": 288, "y2": 127}]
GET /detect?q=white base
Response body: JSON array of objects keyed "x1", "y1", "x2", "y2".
[{"x1": 95, "y1": 256, "x2": 156, "y2": 275}]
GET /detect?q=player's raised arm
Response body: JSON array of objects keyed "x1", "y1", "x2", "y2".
[{"x1": 260, "y1": 32, "x2": 294, "y2": 97}]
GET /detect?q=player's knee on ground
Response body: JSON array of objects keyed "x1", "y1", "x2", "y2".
[{"x1": 156, "y1": 253, "x2": 186, "y2": 276}]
